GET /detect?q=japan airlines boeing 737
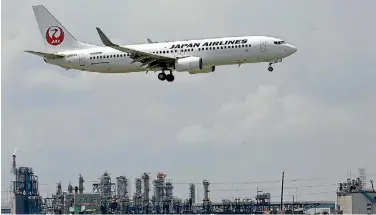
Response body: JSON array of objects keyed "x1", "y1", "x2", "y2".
[{"x1": 25, "y1": 5, "x2": 297, "y2": 82}]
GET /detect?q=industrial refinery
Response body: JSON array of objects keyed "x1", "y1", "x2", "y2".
[{"x1": 1, "y1": 153, "x2": 375, "y2": 214}]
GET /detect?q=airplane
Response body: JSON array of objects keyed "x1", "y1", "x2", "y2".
[{"x1": 25, "y1": 5, "x2": 297, "y2": 83}]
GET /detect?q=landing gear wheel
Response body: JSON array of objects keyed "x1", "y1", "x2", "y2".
[
  {"x1": 166, "y1": 74, "x2": 175, "y2": 82},
  {"x1": 268, "y1": 66, "x2": 274, "y2": 72},
  {"x1": 158, "y1": 72, "x2": 166, "y2": 81}
]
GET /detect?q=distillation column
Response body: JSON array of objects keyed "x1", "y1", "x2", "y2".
[
  {"x1": 189, "y1": 183, "x2": 196, "y2": 203},
  {"x1": 142, "y1": 173, "x2": 151, "y2": 210},
  {"x1": 203, "y1": 179, "x2": 211, "y2": 213},
  {"x1": 78, "y1": 174, "x2": 84, "y2": 194}
]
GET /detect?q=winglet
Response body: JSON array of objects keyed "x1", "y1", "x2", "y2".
[
  {"x1": 96, "y1": 27, "x2": 116, "y2": 47},
  {"x1": 147, "y1": 38, "x2": 153, "y2": 44}
]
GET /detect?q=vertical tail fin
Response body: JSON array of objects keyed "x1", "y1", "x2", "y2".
[{"x1": 32, "y1": 5, "x2": 95, "y2": 52}]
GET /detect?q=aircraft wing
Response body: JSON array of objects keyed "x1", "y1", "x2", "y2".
[
  {"x1": 25, "y1": 50, "x2": 65, "y2": 59},
  {"x1": 96, "y1": 27, "x2": 175, "y2": 68}
]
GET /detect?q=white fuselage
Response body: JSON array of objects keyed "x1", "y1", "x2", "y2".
[{"x1": 45, "y1": 36, "x2": 297, "y2": 73}]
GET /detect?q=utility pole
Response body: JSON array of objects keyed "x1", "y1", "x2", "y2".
[
  {"x1": 292, "y1": 195, "x2": 295, "y2": 214},
  {"x1": 280, "y1": 171, "x2": 284, "y2": 212}
]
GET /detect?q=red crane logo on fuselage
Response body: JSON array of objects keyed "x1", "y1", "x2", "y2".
[{"x1": 46, "y1": 26, "x2": 64, "y2": 46}]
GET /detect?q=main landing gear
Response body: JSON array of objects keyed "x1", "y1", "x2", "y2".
[
  {"x1": 268, "y1": 58, "x2": 282, "y2": 72},
  {"x1": 158, "y1": 70, "x2": 175, "y2": 82}
]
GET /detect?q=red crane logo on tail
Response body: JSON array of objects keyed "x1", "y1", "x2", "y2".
[{"x1": 46, "y1": 26, "x2": 64, "y2": 46}]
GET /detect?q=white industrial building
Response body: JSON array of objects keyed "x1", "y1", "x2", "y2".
[
  {"x1": 336, "y1": 170, "x2": 376, "y2": 214},
  {"x1": 337, "y1": 191, "x2": 376, "y2": 214}
]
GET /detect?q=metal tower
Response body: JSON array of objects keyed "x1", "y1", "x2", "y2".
[
  {"x1": 142, "y1": 173, "x2": 151, "y2": 207},
  {"x1": 189, "y1": 183, "x2": 196, "y2": 203},
  {"x1": 78, "y1": 174, "x2": 84, "y2": 194}
]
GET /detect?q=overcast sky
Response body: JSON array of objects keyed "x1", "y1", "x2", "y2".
[{"x1": 2, "y1": 0, "x2": 376, "y2": 204}]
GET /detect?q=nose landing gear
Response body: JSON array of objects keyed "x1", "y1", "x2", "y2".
[{"x1": 267, "y1": 58, "x2": 282, "y2": 72}]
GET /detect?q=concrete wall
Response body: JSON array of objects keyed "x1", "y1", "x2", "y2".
[{"x1": 337, "y1": 195, "x2": 352, "y2": 214}]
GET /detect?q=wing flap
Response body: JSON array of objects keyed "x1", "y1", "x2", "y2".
[{"x1": 25, "y1": 50, "x2": 65, "y2": 59}]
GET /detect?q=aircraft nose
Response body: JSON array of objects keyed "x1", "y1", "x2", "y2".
[{"x1": 286, "y1": 44, "x2": 297, "y2": 55}]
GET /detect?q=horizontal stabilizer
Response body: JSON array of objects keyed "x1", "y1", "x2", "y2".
[{"x1": 25, "y1": 50, "x2": 65, "y2": 59}]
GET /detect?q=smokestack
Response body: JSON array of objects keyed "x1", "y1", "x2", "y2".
[
  {"x1": 12, "y1": 148, "x2": 18, "y2": 174},
  {"x1": 12, "y1": 154, "x2": 16, "y2": 174}
]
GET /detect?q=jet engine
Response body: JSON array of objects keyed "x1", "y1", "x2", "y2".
[
  {"x1": 174, "y1": 57, "x2": 203, "y2": 72},
  {"x1": 189, "y1": 66, "x2": 216, "y2": 74}
]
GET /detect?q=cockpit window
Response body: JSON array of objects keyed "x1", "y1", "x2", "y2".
[{"x1": 274, "y1": 40, "x2": 286, "y2": 45}]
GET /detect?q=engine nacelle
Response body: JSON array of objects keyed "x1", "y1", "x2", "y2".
[
  {"x1": 189, "y1": 66, "x2": 215, "y2": 74},
  {"x1": 174, "y1": 57, "x2": 203, "y2": 72}
]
